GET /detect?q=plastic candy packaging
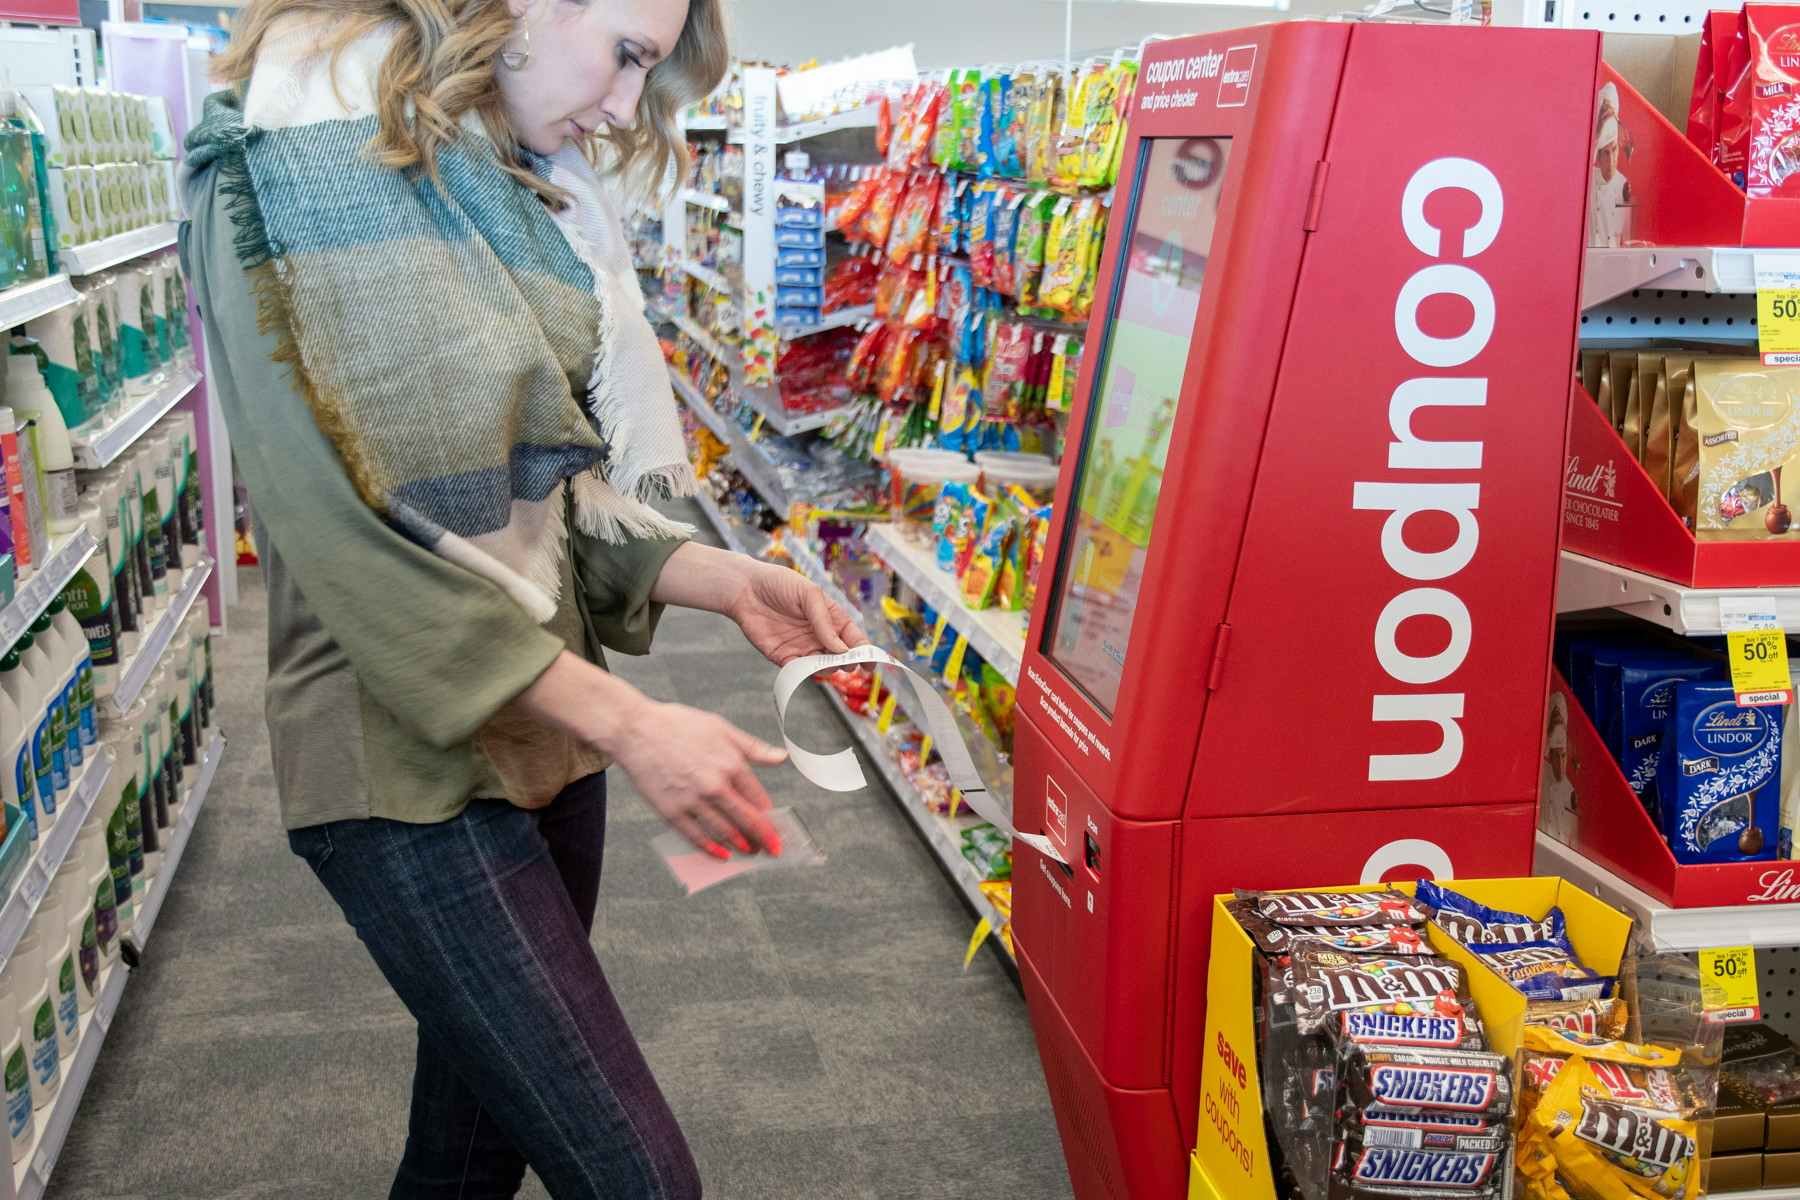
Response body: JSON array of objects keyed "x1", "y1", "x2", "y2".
[
  {"x1": 1522, "y1": 1056, "x2": 1700, "y2": 1200},
  {"x1": 857, "y1": 169, "x2": 908, "y2": 248},
  {"x1": 1413, "y1": 880, "x2": 1568, "y2": 945},
  {"x1": 885, "y1": 171, "x2": 940, "y2": 264}
]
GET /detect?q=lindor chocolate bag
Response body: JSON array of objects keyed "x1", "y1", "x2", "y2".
[
  {"x1": 1642, "y1": 357, "x2": 1674, "y2": 501},
  {"x1": 1607, "y1": 351, "x2": 1639, "y2": 437},
  {"x1": 1671, "y1": 363, "x2": 1700, "y2": 526},
  {"x1": 1694, "y1": 358, "x2": 1800, "y2": 538},
  {"x1": 1580, "y1": 349, "x2": 1607, "y2": 406},
  {"x1": 1743, "y1": 5, "x2": 1800, "y2": 199},
  {"x1": 1620, "y1": 359, "x2": 1647, "y2": 461}
]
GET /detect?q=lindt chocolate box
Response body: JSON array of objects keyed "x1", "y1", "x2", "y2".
[
  {"x1": 1713, "y1": 1101, "x2": 1769, "y2": 1154},
  {"x1": 1767, "y1": 1106, "x2": 1800, "y2": 1151},
  {"x1": 1708, "y1": 1151, "x2": 1764, "y2": 1193}
]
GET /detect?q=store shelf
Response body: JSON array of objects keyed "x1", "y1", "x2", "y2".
[
  {"x1": 668, "y1": 364, "x2": 732, "y2": 442},
  {"x1": 680, "y1": 259, "x2": 736, "y2": 296},
  {"x1": 821, "y1": 688, "x2": 1011, "y2": 952},
  {"x1": 0, "y1": 752, "x2": 111, "y2": 981},
  {"x1": 17, "y1": 730, "x2": 221, "y2": 1199},
  {"x1": 693, "y1": 491, "x2": 763, "y2": 558},
  {"x1": 59, "y1": 223, "x2": 178, "y2": 276},
  {"x1": 685, "y1": 114, "x2": 729, "y2": 132},
  {"x1": 669, "y1": 364, "x2": 790, "y2": 517},
  {"x1": 0, "y1": 530, "x2": 99, "y2": 651},
  {"x1": 129, "y1": 729, "x2": 222, "y2": 945},
  {"x1": 69, "y1": 369, "x2": 200, "y2": 469},
  {"x1": 1534, "y1": 832, "x2": 1800, "y2": 953},
  {"x1": 1581, "y1": 246, "x2": 1766, "y2": 309},
  {"x1": 0, "y1": 275, "x2": 79, "y2": 331},
  {"x1": 1555, "y1": 550, "x2": 1800, "y2": 633},
  {"x1": 672, "y1": 313, "x2": 736, "y2": 369},
  {"x1": 737, "y1": 382, "x2": 847, "y2": 437},
  {"x1": 864, "y1": 524, "x2": 1027, "y2": 685},
  {"x1": 680, "y1": 188, "x2": 733, "y2": 214},
  {"x1": 727, "y1": 104, "x2": 879, "y2": 146},
  {"x1": 109, "y1": 556, "x2": 212, "y2": 715},
  {"x1": 778, "y1": 304, "x2": 875, "y2": 340}
]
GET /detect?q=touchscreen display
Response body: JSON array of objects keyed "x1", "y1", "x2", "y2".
[{"x1": 1044, "y1": 137, "x2": 1231, "y2": 715}]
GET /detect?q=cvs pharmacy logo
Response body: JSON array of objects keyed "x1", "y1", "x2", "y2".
[{"x1": 1218, "y1": 45, "x2": 1257, "y2": 108}]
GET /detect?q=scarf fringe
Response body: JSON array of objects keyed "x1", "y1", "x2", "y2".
[{"x1": 571, "y1": 471, "x2": 695, "y2": 544}]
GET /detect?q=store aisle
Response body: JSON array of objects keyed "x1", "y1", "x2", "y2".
[{"x1": 43, "y1": 500, "x2": 1072, "y2": 1200}]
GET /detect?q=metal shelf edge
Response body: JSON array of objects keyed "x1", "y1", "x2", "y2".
[
  {"x1": 59, "y1": 224, "x2": 179, "y2": 276},
  {"x1": 69, "y1": 370, "x2": 200, "y2": 470},
  {"x1": 0, "y1": 276, "x2": 79, "y2": 330},
  {"x1": 863, "y1": 524, "x2": 1026, "y2": 685},
  {"x1": 0, "y1": 531, "x2": 99, "y2": 652},
  {"x1": 108, "y1": 557, "x2": 213, "y2": 715}
]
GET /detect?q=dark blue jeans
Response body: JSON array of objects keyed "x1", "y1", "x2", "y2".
[{"x1": 289, "y1": 774, "x2": 700, "y2": 1199}]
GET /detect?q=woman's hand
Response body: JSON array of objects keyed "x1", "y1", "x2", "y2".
[{"x1": 726, "y1": 560, "x2": 868, "y2": 666}]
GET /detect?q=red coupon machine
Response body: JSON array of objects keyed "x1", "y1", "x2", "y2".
[{"x1": 1010, "y1": 22, "x2": 1602, "y2": 1199}]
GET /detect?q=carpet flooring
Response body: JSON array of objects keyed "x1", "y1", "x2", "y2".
[{"x1": 41, "y1": 500, "x2": 1074, "y2": 1200}]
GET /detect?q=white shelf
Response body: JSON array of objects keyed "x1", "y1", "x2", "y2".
[
  {"x1": 668, "y1": 364, "x2": 732, "y2": 442},
  {"x1": 16, "y1": 730, "x2": 221, "y2": 1199},
  {"x1": 1555, "y1": 550, "x2": 1800, "y2": 633},
  {"x1": 778, "y1": 304, "x2": 874, "y2": 340},
  {"x1": 680, "y1": 188, "x2": 733, "y2": 215},
  {"x1": 668, "y1": 365, "x2": 789, "y2": 517},
  {"x1": 59, "y1": 224, "x2": 178, "y2": 276},
  {"x1": 749, "y1": 105, "x2": 880, "y2": 145},
  {"x1": 0, "y1": 752, "x2": 111, "y2": 979},
  {"x1": 0, "y1": 530, "x2": 98, "y2": 652},
  {"x1": 671, "y1": 313, "x2": 736, "y2": 370},
  {"x1": 863, "y1": 524, "x2": 1027, "y2": 685},
  {"x1": 109, "y1": 556, "x2": 212, "y2": 714},
  {"x1": 685, "y1": 114, "x2": 729, "y2": 132},
  {"x1": 737, "y1": 383, "x2": 847, "y2": 437},
  {"x1": 1534, "y1": 832, "x2": 1800, "y2": 953},
  {"x1": 1581, "y1": 246, "x2": 1764, "y2": 309},
  {"x1": 69, "y1": 369, "x2": 199, "y2": 469},
  {"x1": 822, "y1": 688, "x2": 1011, "y2": 951},
  {"x1": 680, "y1": 259, "x2": 736, "y2": 296},
  {"x1": 0, "y1": 276, "x2": 79, "y2": 331},
  {"x1": 694, "y1": 491, "x2": 754, "y2": 557}
]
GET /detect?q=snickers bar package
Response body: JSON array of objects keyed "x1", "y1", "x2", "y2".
[
  {"x1": 1328, "y1": 1138, "x2": 1505, "y2": 1200},
  {"x1": 1339, "y1": 1044, "x2": 1514, "y2": 1117},
  {"x1": 1292, "y1": 946, "x2": 1486, "y2": 1046}
]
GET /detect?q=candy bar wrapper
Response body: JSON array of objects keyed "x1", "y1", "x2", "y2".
[
  {"x1": 1338, "y1": 1044, "x2": 1512, "y2": 1117},
  {"x1": 1239, "y1": 888, "x2": 1428, "y2": 929},
  {"x1": 1465, "y1": 941, "x2": 1614, "y2": 1002},
  {"x1": 1237, "y1": 911, "x2": 1433, "y2": 958},
  {"x1": 1525, "y1": 997, "x2": 1630, "y2": 1041},
  {"x1": 1532, "y1": 1057, "x2": 1700, "y2": 1200},
  {"x1": 1293, "y1": 946, "x2": 1487, "y2": 1045},
  {"x1": 1327, "y1": 1137, "x2": 1507, "y2": 1199},
  {"x1": 1413, "y1": 880, "x2": 1564, "y2": 946},
  {"x1": 1341, "y1": 1105, "x2": 1510, "y2": 1154}
]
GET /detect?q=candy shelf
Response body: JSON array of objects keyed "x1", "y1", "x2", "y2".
[
  {"x1": 778, "y1": 304, "x2": 875, "y2": 340},
  {"x1": 15, "y1": 730, "x2": 222, "y2": 1200},
  {"x1": 863, "y1": 524, "x2": 1027, "y2": 685},
  {"x1": 685, "y1": 114, "x2": 729, "y2": 132},
  {"x1": 736, "y1": 383, "x2": 845, "y2": 437},
  {"x1": 69, "y1": 368, "x2": 200, "y2": 469},
  {"x1": 680, "y1": 259, "x2": 735, "y2": 296},
  {"x1": 821, "y1": 688, "x2": 1012, "y2": 958},
  {"x1": 680, "y1": 188, "x2": 732, "y2": 215},
  {"x1": 58, "y1": 223, "x2": 178, "y2": 276},
  {"x1": 1555, "y1": 550, "x2": 1800, "y2": 633},
  {"x1": 1534, "y1": 833, "x2": 1800, "y2": 953},
  {"x1": 694, "y1": 491, "x2": 757, "y2": 558},
  {"x1": 0, "y1": 752, "x2": 111, "y2": 979},
  {"x1": 0, "y1": 530, "x2": 99, "y2": 651},
  {"x1": 1581, "y1": 245, "x2": 1767, "y2": 309},
  {"x1": 109, "y1": 556, "x2": 213, "y2": 714},
  {"x1": 728, "y1": 104, "x2": 879, "y2": 146},
  {"x1": 0, "y1": 275, "x2": 79, "y2": 330},
  {"x1": 671, "y1": 313, "x2": 735, "y2": 370},
  {"x1": 668, "y1": 364, "x2": 733, "y2": 443}
]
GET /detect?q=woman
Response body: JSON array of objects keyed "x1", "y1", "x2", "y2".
[{"x1": 178, "y1": 0, "x2": 863, "y2": 1194}]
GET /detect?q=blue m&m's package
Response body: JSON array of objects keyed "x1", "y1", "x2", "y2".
[
  {"x1": 1658, "y1": 681, "x2": 1781, "y2": 865},
  {"x1": 1413, "y1": 880, "x2": 1563, "y2": 946},
  {"x1": 1464, "y1": 941, "x2": 1614, "y2": 1003}
]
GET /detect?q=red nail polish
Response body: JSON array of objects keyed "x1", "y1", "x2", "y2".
[
  {"x1": 734, "y1": 834, "x2": 751, "y2": 854},
  {"x1": 707, "y1": 841, "x2": 731, "y2": 860},
  {"x1": 768, "y1": 835, "x2": 784, "y2": 857}
]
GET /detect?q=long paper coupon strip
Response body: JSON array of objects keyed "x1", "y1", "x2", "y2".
[{"x1": 775, "y1": 646, "x2": 1068, "y2": 865}]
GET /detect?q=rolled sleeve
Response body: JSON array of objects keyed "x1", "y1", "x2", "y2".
[{"x1": 570, "y1": 522, "x2": 685, "y2": 655}]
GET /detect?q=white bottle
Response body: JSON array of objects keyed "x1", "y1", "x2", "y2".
[
  {"x1": 42, "y1": 601, "x2": 81, "y2": 778},
  {"x1": 0, "y1": 678, "x2": 22, "y2": 841},
  {"x1": 4, "y1": 355, "x2": 77, "y2": 535},
  {"x1": 50, "y1": 596, "x2": 94, "y2": 758},
  {"x1": 69, "y1": 500, "x2": 119, "y2": 701},
  {"x1": 128, "y1": 449, "x2": 165, "y2": 605},
  {"x1": 96, "y1": 470, "x2": 140, "y2": 662},
  {"x1": 148, "y1": 433, "x2": 178, "y2": 591},
  {"x1": 14, "y1": 927, "x2": 58, "y2": 1108},
  {"x1": 57, "y1": 863, "x2": 95, "y2": 1013},
  {"x1": 0, "y1": 985, "x2": 31, "y2": 1163},
  {"x1": 0, "y1": 649, "x2": 40, "y2": 841},
  {"x1": 39, "y1": 896, "x2": 76, "y2": 1061},
  {"x1": 20, "y1": 626, "x2": 66, "y2": 801},
  {"x1": 150, "y1": 666, "x2": 176, "y2": 822}
]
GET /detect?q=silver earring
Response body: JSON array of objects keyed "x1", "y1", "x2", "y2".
[{"x1": 500, "y1": 25, "x2": 531, "y2": 70}]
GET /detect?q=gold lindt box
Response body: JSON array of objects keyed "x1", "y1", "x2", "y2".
[{"x1": 1694, "y1": 360, "x2": 1800, "y2": 539}]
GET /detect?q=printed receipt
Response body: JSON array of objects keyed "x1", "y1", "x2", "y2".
[{"x1": 775, "y1": 646, "x2": 1068, "y2": 866}]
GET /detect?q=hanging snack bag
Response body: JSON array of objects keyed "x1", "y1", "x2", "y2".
[
  {"x1": 1013, "y1": 193, "x2": 1056, "y2": 307},
  {"x1": 1053, "y1": 61, "x2": 1103, "y2": 188},
  {"x1": 992, "y1": 70, "x2": 1031, "y2": 179},
  {"x1": 885, "y1": 171, "x2": 940, "y2": 263},
  {"x1": 976, "y1": 74, "x2": 1007, "y2": 177},
  {"x1": 1079, "y1": 60, "x2": 1135, "y2": 188},
  {"x1": 961, "y1": 516, "x2": 1014, "y2": 609},
  {"x1": 1039, "y1": 197, "x2": 1102, "y2": 317},
  {"x1": 932, "y1": 177, "x2": 965, "y2": 256},
  {"x1": 857, "y1": 169, "x2": 908, "y2": 249},
  {"x1": 967, "y1": 184, "x2": 1000, "y2": 288}
]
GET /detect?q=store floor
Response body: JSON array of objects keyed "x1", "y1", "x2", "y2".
[{"x1": 43, "y1": 499, "x2": 1073, "y2": 1200}]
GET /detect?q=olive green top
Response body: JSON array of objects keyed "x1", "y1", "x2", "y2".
[{"x1": 180, "y1": 151, "x2": 684, "y2": 831}]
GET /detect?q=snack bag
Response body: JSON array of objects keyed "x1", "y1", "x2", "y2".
[
  {"x1": 1693, "y1": 359, "x2": 1800, "y2": 537},
  {"x1": 1053, "y1": 61, "x2": 1104, "y2": 187},
  {"x1": 1658, "y1": 680, "x2": 1781, "y2": 863},
  {"x1": 1080, "y1": 60, "x2": 1135, "y2": 187},
  {"x1": 1038, "y1": 197, "x2": 1101, "y2": 317},
  {"x1": 1336, "y1": 1041, "x2": 1512, "y2": 1113},
  {"x1": 967, "y1": 184, "x2": 1000, "y2": 288},
  {"x1": 991, "y1": 71, "x2": 1030, "y2": 179},
  {"x1": 990, "y1": 192, "x2": 1023, "y2": 296},
  {"x1": 885, "y1": 171, "x2": 940, "y2": 263},
  {"x1": 1413, "y1": 880, "x2": 1566, "y2": 945},
  {"x1": 976, "y1": 73, "x2": 1007, "y2": 177},
  {"x1": 961, "y1": 516, "x2": 1013, "y2": 609},
  {"x1": 1531, "y1": 1056, "x2": 1700, "y2": 1200},
  {"x1": 1743, "y1": 5, "x2": 1800, "y2": 199},
  {"x1": 1011, "y1": 193, "x2": 1055, "y2": 306},
  {"x1": 1290, "y1": 945, "x2": 1488, "y2": 1047},
  {"x1": 858, "y1": 169, "x2": 908, "y2": 248},
  {"x1": 1527, "y1": 997, "x2": 1631, "y2": 1041},
  {"x1": 932, "y1": 177, "x2": 964, "y2": 257},
  {"x1": 1240, "y1": 888, "x2": 1429, "y2": 928}
]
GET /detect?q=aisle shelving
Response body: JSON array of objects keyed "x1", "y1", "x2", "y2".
[
  {"x1": 69, "y1": 369, "x2": 201, "y2": 470},
  {"x1": 680, "y1": 259, "x2": 735, "y2": 296},
  {"x1": 1556, "y1": 550, "x2": 1800, "y2": 633},
  {"x1": 672, "y1": 313, "x2": 733, "y2": 370},
  {"x1": 680, "y1": 188, "x2": 733, "y2": 215},
  {"x1": 668, "y1": 364, "x2": 732, "y2": 442},
  {"x1": 737, "y1": 383, "x2": 845, "y2": 437},
  {"x1": 15, "y1": 730, "x2": 223, "y2": 1200},
  {"x1": 694, "y1": 491, "x2": 761, "y2": 557},
  {"x1": 821, "y1": 689, "x2": 1011, "y2": 954},
  {"x1": 727, "y1": 104, "x2": 880, "y2": 146},
  {"x1": 864, "y1": 524, "x2": 1027, "y2": 685},
  {"x1": 58, "y1": 224, "x2": 179, "y2": 277},
  {"x1": 668, "y1": 364, "x2": 791, "y2": 516},
  {"x1": 0, "y1": 753, "x2": 112, "y2": 976},
  {"x1": 0, "y1": 276, "x2": 79, "y2": 331},
  {"x1": 0, "y1": 531, "x2": 99, "y2": 650},
  {"x1": 110, "y1": 557, "x2": 213, "y2": 714}
]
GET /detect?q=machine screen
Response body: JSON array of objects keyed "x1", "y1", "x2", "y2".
[{"x1": 1045, "y1": 137, "x2": 1231, "y2": 716}]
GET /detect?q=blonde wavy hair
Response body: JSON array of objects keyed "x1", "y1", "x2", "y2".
[{"x1": 214, "y1": 0, "x2": 727, "y2": 205}]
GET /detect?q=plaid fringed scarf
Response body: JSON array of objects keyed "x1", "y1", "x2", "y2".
[{"x1": 183, "y1": 22, "x2": 694, "y2": 623}]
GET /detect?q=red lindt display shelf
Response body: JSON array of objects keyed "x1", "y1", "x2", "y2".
[
  {"x1": 1541, "y1": 667, "x2": 1799, "y2": 908},
  {"x1": 1562, "y1": 381, "x2": 1800, "y2": 587}
]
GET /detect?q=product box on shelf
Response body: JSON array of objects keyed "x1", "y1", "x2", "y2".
[
  {"x1": 1541, "y1": 665, "x2": 1800, "y2": 906},
  {"x1": 1188, "y1": 879, "x2": 1636, "y2": 1200}
]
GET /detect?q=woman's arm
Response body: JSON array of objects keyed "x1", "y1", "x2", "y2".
[{"x1": 650, "y1": 543, "x2": 869, "y2": 665}]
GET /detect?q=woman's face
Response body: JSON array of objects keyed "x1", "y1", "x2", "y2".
[{"x1": 498, "y1": 0, "x2": 690, "y2": 156}]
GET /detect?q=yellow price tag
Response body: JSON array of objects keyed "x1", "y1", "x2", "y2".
[
  {"x1": 925, "y1": 612, "x2": 950, "y2": 656},
  {"x1": 1699, "y1": 946, "x2": 1761, "y2": 1022},
  {"x1": 943, "y1": 632, "x2": 969, "y2": 685},
  {"x1": 946, "y1": 784, "x2": 959, "y2": 817},
  {"x1": 963, "y1": 916, "x2": 993, "y2": 969},
  {"x1": 871, "y1": 414, "x2": 889, "y2": 457},
  {"x1": 1727, "y1": 628, "x2": 1793, "y2": 707},
  {"x1": 877, "y1": 693, "x2": 897, "y2": 734},
  {"x1": 870, "y1": 668, "x2": 883, "y2": 706},
  {"x1": 928, "y1": 360, "x2": 948, "y2": 423},
  {"x1": 749, "y1": 412, "x2": 766, "y2": 442},
  {"x1": 1761, "y1": 288, "x2": 1800, "y2": 365},
  {"x1": 920, "y1": 734, "x2": 934, "y2": 764}
]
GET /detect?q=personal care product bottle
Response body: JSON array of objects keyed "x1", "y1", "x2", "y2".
[
  {"x1": 57, "y1": 862, "x2": 95, "y2": 1011},
  {"x1": 50, "y1": 596, "x2": 93, "y2": 755},
  {"x1": 12, "y1": 636, "x2": 54, "y2": 820},
  {"x1": 21, "y1": 621, "x2": 64, "y2": 797},
  {"x1": 67, "y1": 502, "x2": 118, "y2": 699},
  {"x1": 6, "y1": 349, "x2": 75, "y2": 535},
  {"x1": 15, "y1": 926, "x2": 57, "y2": 1108},
  {"x1": 0, "y1": 650, "x2": 38, "y2": 841},
  {"x1": 40, "y1": 895, "x2": 76, "y2": 1059},
  {"x1": 0, "y1": 984, "x2": 30, "y2": 1162}
]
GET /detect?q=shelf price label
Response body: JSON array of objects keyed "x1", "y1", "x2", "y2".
[
  {"x1": 1719, "y1": 598, "x2": 1793, "y2": 706},
  {"x1": 1757, "y1": 253, "x2": 1800, "y2": 365},
  {"x1": 1699, "y1": 945, "x2": 1761, "y2": 1022}
]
